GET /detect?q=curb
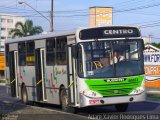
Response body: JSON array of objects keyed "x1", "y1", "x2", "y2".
[{"x1": 146, "y1": 99, "x2": 160, "y2": 104}]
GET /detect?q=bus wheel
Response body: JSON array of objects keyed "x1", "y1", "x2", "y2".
[
  {"x1": 115, "y1": 103, "x2": 128, "y2": 112},
  {"x1": 60, "y1": 89, "x2": 76, "y2": 113},
  {"x1": 21, "y1": 86, "x2": 28, "y2": 104}
]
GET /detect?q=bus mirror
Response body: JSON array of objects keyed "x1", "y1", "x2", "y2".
[
  {"x1": 72, "y1": 45, "x2": 78, "y2": 58},
  {"x1": 142, "y1": 40, "x2": 145, "y2": 51},
  {"x1": 142, "y1": 44, "x2": 145, "y2": 51}
]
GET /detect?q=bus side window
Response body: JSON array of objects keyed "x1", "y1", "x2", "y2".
[
  {"x1": 46, "y1": 38, "x2": 55, "y2": 66},
  {"x1": 56, "y1": 37, "x2": 67, "y2": 65},
  {"x1": 26, "y1": 41, "x2": 35, "y2": 66},
  {"x1": 77, "y1": 45, "x2": 83, "y2": 76},
  {"x1": 18, "y1": 42, "x2": 26, "y2": 66}
]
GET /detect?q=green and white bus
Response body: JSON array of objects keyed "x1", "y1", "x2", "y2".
[{"x1": 5, "y1": 26, "x2": 145, "y2": 113}]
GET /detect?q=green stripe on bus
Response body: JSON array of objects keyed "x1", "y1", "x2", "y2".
[{"x1": 85, "y1": 75, "x2": 144, "y2": 97}]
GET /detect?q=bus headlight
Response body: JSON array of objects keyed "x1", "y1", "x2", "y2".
[
  {"x1": 80, "y1": 90, "x2": 103, "y2": 98},
  {"x1": 130, "y1": 86, "x2": 145, "y2": 95}
]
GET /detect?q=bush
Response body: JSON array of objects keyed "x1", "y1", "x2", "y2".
[{"x1": 0, "y1": 79, "x2": 5, "y2": 83}]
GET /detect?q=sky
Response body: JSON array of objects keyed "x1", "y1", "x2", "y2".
[{"x1": 0, "y1": 0, "x2": 160, "y2": 42}]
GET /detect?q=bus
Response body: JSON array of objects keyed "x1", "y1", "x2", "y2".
[{"x1": 5, "y1": 26, "x2": 145, "y2": 113}]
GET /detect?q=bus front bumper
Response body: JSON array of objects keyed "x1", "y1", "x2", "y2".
[{"x1": 79, "y1": 92, "x2": 146, "y2": 108}]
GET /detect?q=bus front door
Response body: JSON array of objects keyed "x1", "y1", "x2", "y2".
[
  {"x1": 67, "y1": 45, "x2": 77, "y2": 106},
  {"x1": 35, "y1": 48, "x2": 47, "y2": 101},
  {"x1": 9, "y1": 51, "x2": 19, "y2": 97}
]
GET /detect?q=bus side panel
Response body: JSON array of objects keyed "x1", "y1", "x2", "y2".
[
  {"x1": 20, "y1": 66, "x2": 36, "y2": 101},
  {"x1": 45, "y1": 66, "x2": 58, "y2": 104},
  {"x1": 5, "y1": 67, "x2": 11, "y2": 96},
  {"x1": 56, "y1": 65, "x2": 68, "y2": 103},
  {"x1": 45, "y1": 65, "x2": 68, "y2": 104}
]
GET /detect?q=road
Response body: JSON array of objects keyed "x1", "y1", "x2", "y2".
[
  {"x1": 0, "y1": 85, "x2": 87, "y2": 120},
  {"x1": 0, "y1": 85, "x2": 160, "y2": 120}
]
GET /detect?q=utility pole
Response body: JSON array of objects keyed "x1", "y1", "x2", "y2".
[
  {"x1": 50, "y1": 0, "x2": 54, "y2": 32},
  {"x1": 149, "y1": 34, "x2": 152, "y2": 43}
]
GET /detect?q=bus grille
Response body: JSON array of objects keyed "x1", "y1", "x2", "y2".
[
  {"x1": 85, "y1": 76, "x2": 144, "y2": 97},
  {"x1": 88, "y1": 83, "x2": 139, "y2": 97},
  {"x1": 98, "y1": 88, "x2": 132, "y2": 97}
]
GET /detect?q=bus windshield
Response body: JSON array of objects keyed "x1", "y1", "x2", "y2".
[{"x1": 77, "y1": 39, "x2": 144, "y2": 78}]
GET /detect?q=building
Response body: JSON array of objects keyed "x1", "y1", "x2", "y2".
[
  {"x1": 144, "y1": 43, "x2": 160, "y2": 52},
  {"x1": 89, "y1": 7, "x2": 113, "y2": 27},
  {"x1": 0, "y1": 13, "x2": 25, "y2": 52},
  {"x1": 0, "y1": 13, "x2": 25, "y2": 78},
  {"x1": 143, "y1": 37, "x2": 160, "y2": 52},
  {"x1": 143, "y1": 36, "x2": 152, "y2": 44}
]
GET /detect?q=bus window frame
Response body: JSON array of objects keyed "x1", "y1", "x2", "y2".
[
  {"x1": 56, "y1": 36, "x2": 67, "y2": 65},
  {"x1": 26, "y1": 41, "x2": 35, "y2": 66},
  {"x1": 46, "y1": 37, "x2": 56, "y2": 66},
  {"x1": 5, "y1": 44, "x2": 9, "y2": 66},
  {"x1": 77, "y1": 39, "x2": 144, "y2": 78},
  {"x1": 18, "y1": 42, "x2": 26, "y2": 66}
]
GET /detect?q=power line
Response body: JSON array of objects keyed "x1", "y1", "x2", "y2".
[
  {"x1": 1, "y1": 1, "x2": 160, "y2": 30},
  {"x1": 141, "y1": 24, "x2": 160, "y2": 28},
  {"x1": 1, "y1": 1, "x2": 160, "y2": 15},
  {"x1": 121, "y1": 11, "x2": 160, "y2": 17},
  {"x1": 113, "y1": 0, "x2": 157, "y2": 8},
  {"x1": 1, "y1": 8, "x2": 160, "y2": 18},
  {"x1": 114, "y1": 2, "x2": 160, "y2": 13},
  {"x1": 127, "y1": 19, "x2": 160, "y2": 26},
  {"x1": 110, "y1": 0, "x2": 137, "y2": 6}
]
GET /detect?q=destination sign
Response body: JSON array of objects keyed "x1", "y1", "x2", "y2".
[{"x1": 79, "y1": 26, "x2": 141, "y2": 40}]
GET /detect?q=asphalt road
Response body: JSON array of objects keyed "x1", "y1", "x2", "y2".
[
  {"x1": 0, "y1": 85, "x2": 160, "y2": 120},
  {"x1": 0, "y1": 85, "x2": 87, "y2": 120}
]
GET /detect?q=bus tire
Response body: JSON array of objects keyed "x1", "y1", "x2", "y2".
[
  {"x1": 21, "y1": 86, "x2": 28, "y2": 104},
  {"x1": 60, "y1": 89, "x2": 76, "y2": 113},
  {"x1": 115, "y1": 103, "x2": 128, "y2": 112}
]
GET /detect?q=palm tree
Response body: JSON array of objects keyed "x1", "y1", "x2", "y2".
[{"x1": 9, "y1": 20, "x2": 43, "y2": 38}]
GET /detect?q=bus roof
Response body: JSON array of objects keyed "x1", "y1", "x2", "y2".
[
  {"x1": 5, "y1": 30, "x2": 75, "y2": 44},
  {"x1": 5, "y1": 25, "x2": 140, "y2": 44}
]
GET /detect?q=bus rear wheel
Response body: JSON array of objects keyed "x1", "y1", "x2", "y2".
[
  {"x1": 60, "y1": 89, "x2": 76, "y2": 113},
  {"x1": 115, "y1": 103, "x2": 128, "y2": 112},
  {"x1": 21, "y1": 86, "x2": 28, "y2": 104}
]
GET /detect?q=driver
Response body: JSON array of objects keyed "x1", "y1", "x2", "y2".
[{"x1": 112, "y1": 50, "x2": 125, "y2": 64}]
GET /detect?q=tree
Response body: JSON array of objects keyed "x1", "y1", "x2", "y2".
[
  {"x1": 152, "y1": 42, "x2": 160, "y2": 48},
  {"x1": 9, "y1": 20, "x2": 43, "y2": 38}
]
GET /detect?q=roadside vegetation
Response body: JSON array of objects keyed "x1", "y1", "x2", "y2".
[
  {"x1": 152, "y1": 42, "x2": 160, "y2": 48},
  {"x1": 9, "y1": 19, "x2": 43, "y2": 38},
  {"x1": 0, "y1": 79, "x2": 5, "y2": 83}
]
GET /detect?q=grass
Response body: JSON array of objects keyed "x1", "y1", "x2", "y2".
[
  {"x1": 147, "y1": 94, "x2": 160, "y2": 99},
  {"x1": 146, "y1": 87, "x2": 160, "y2": 99},
  {"x1": 0, "y1": 79, "x2": 5, "y2": 83}
]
